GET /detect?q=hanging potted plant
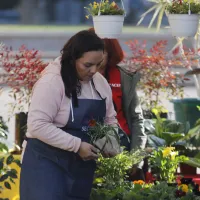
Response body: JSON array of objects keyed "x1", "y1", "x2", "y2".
[
  {"x1": 84, "y1": 0, "x2": 125, "y2": 39},
  {"x1": 166, "y1": 0, "x2": 200, "y2": 37},
  {"x1": 137, "y1": 0, "x2": 200, "y2": 36}
]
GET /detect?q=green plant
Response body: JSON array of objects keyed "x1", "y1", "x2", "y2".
[
  {"x1": 182, "y1": 151, "x2": 200, "y2": 168},
  {"x1": 87, "y1": 119, "x2": 120, "y2": 152},
  {"x1": 0, "y1": 154, "x2": 20, "y2": 194},
  {"x1": 184, "y1": 118, "x2": 200, "y2": 148},
  {"x1": 0, "y1": 117, "x2": 9, "y2": 153},
  {"x1": 84, "y1": 0, "x2": 125, "y2": 19},
  {"x1": 150, "y1": 147, "x2": 188, "y2": 183},
  {"x1": 90, "y1": 149, "x2": 148, "y2": 199},
  {"x1": 0, "y1": 117, "x2": 20, "y2": 199},
  {"x1": 123, "y1": 181, "x2": 200, "y2": 200},
  {"x1": 145, "y1": 108, "x2": 190, "y2": 148},
  {"x1": 94, "y1": 149, "x2": 147, "y2": 188},
  {"x1": 166, "y1": 0, "x2": 200, "y2": 14}
]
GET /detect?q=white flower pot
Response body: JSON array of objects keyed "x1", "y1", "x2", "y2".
[
  {"x1": 168, "y1": 14, "x2": 199, "y2": 37},
  {"x1": 93, "y1": 15, "x2": 124, "y2": 39}
]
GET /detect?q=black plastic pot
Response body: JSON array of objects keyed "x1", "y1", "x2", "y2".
[{"x1": 15, "y1": 112, "x2": 27, "y2": 149}]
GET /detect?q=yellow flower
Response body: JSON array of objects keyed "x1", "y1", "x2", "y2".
[
  {"x1": 85, "y1": 15, "x2": 89, "y2": 19},
  {"x1": 93, "y1": 1, "x2": 97, "y2": 5},
  {"x1": 171, "y1": 151, "x2": 178, "y2": 160},
  {"x1": 162, "y1": 147, "x2": 175, "y2": 157},
  {"x1": 133, "y1": 180, "x2": 145, "y2": 185},
  {"x1": 111, "y1": 1, "x2": 116, "y2": 7},
  {"x1": 179, "y1": 184, "x2": 189, "y2": 193},
  {"x1": 93, "y1": 5, "x2": 97, "y2": 9}
]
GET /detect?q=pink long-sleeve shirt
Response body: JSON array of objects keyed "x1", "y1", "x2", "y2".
[{"x1": 23, "y1": 57, "x2": 117, "y2": 154}]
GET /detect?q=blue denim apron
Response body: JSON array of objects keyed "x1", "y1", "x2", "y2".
[{"x1": 20, "y1": 83, "x2": 106, "y2": 200}]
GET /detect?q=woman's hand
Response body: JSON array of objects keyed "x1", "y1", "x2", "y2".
[
  {"x1": 78, "y1": 142, "x2": 99, "y2": 161},
  {"x1": 102, "y1": 150, "x2": 117, "y2": 158}
]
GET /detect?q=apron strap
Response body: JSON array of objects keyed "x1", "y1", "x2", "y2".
[
  {"x1": 71, "y1": 79, "x2": 106, "y2": 108},
  {"x1": 91, "y1": 79, "x2": 105, "y2": 100},
  {"x1": 72, "y1": 90, "x2": 79, "y2": 108}
]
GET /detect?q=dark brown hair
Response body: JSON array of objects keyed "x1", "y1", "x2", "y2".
[{"x1": 60, "y1": 30, "x2": 104, "y2": 100}]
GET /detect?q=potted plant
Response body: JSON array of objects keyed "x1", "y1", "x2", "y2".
[
  {"x1": 87, "y1": 119, "x2": 121, "y2": 154},
  {"x1": 137, "y1": 0, "x2": 200, "y2": 36},
  {"x1": 122, "y1": 39, "x2": 196, "y2": 115},
  {"x1": 84, "y1": 0, "x2": 125, "y2": 38},
  {"x1": 124, "y1": 181, "x2": 200, "y2": 199},
  {"x1": 123, "y1": 39, "x2": 200, "y2": 122},
  {"x1": 90, "y1": 149, "x2": 148, "y2": 200},
  {"x1": 144, "y1": 108, "x2": 190, "y2": 148},
  {"x1": 149, "y1": 147, "x2": 188, "y2": 183},
  {"x1": 0, "y1": 45, "x2": 47, "y2": 148},
  {"x1": 166, "y1": 0, "x2": 200, "y2": 37}
]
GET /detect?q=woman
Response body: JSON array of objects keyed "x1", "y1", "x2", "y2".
[
  {"x1": 20, "y1": 30, "x2": 117, "y2": 200},
  {"x1": 91, "y1": 33, "x2": 147, "y2": 180}
]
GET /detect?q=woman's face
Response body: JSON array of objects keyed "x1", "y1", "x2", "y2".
[{"x1": 76, "y1": 51, "x2": 104, "y2": 82}]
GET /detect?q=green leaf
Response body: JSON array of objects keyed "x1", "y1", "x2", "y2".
[
  {"x1": 0, "y1": 143, "x2": 9, "y2": 152},
  {"x1": 195, "y1": 152, "x2": 200, "y2": 159},
  {"x1": 148, "y1": 4, "x2": 162, "y2": 28},
  {"x1": 162, "y1": 132, "x2": 185, "y2": 146},
  {"x1": 6, "y1": 154, "x2": 14, "y2": 165},
  {"x1": 9, "y1": 177, "x2": 15, "y2": 184},
  {"x1": 184, "y1": 157, "x2": 200, "y2": 168},
  {"x1": 14, "y1": 159, "x2": 21, "y2": 167},
  {"x1": 156, "y1": 5, "x2": 166, "y2": 31},
  {"x1": 7, "y1": 169, "x2": 17, "y2": 179},
  {"x1": 162, "y1": 120, "x2": 185, "y2": 133},
  {"x1": 0, "y1": 174, "x2": 8, "y2": 182},
  {"x1": 137, "y1": 4, "x2": 158, "y2": 25},
  {"x1": 148, "y1": 134, "x2": 166, "y2": 147},
  {"x1": 4, "y1": 181, "x2": 11, "y2": 189},
  {"x1": 0, "y1": 157, "x2": 4, "y2": 169}
]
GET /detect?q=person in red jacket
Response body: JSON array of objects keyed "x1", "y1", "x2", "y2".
[
  {"x1": 100, "y1": 38, "x2": 147, "y2": 181},
  {"x1": 89, "y1": 28, "x2": 147, "y2": 180},
  {"x1": 99, "y1": 39, "x2": 131, "y2": 138}
]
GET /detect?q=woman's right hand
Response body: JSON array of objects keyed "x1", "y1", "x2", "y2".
[{"x1": 77, "y1": 142, "x2": 99, "y2": 161}]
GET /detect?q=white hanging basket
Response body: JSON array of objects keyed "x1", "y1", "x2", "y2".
[
  {"x1": 93, "y1": 15, "x2": 124, "y2": 39},
  {"x1": 168, "y1": 14, "x2": 199, "y2": 37}
]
